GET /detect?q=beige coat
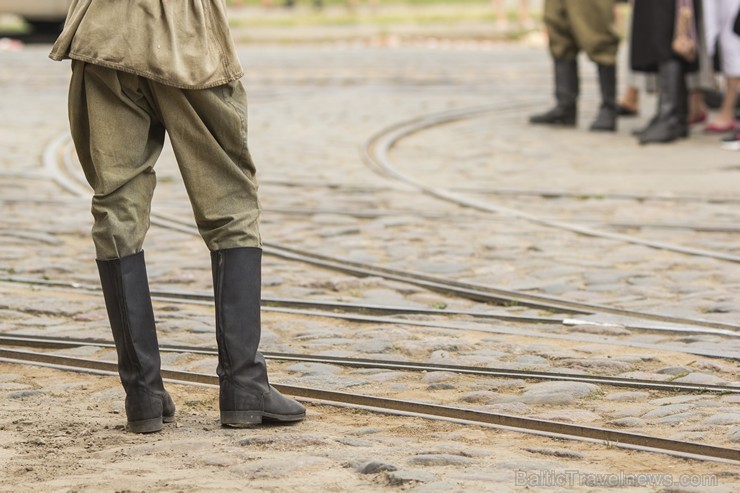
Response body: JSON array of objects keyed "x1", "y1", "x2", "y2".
[{"x1": 49, "y1": 0, "x2": 244, "y2": 89}]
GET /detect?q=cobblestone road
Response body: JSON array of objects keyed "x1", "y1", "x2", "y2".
[{"x1": 0, "y1": 37, "x2": 738, "y2": 492}]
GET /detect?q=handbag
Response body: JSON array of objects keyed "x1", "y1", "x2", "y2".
[
  {"x1": 734, "y1": 9, "x2": 740, "y2": 36},
  {"x1": 672, "y1": 0, "x2": 697, "y2": 62}
]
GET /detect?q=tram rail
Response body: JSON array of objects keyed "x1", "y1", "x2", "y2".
[
  {"x1": 0, "y1": 347, "x2": 737, "y2": 464},
  {"x1": 0, "y1": 333, "x2": 737, "y2": 395},
  {"x1": 2, "y1": 278, "x2": 738, "y2": 360}
]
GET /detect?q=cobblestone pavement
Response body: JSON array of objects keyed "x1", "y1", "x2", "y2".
[{"x1": 0, "y1": 38, "x2": 739, "y2": 492}]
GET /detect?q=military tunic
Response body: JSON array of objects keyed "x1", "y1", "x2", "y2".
[
  {"x1": 50, "y1": 0, "x2": 260, "y2": 260},
  {"x1": 50, "y1": 0, "x2": 243, "y2": 89},
  {"x1": 544, "y1": 0, "x2": 620, "y2": 66}
]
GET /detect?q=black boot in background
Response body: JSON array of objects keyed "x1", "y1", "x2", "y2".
[
  {"x1": 97, "y1": 251, "x2": 176, "y2": 433},
  {"x1": 639, "y1": 60, "x2": 689, "y2": 144},
  {"x1": 530, "y1": 58, "x2": 579, "y2": 127},
  {"x1": 590, "y1": 64, "x2": 617, "y2": 132},
  {"x1": 211, "y1": 247, "x2": 306, "y2": 427}
]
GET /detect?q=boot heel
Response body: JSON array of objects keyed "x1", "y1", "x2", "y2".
[
  {"x1": 221, "y1": 411, "x2": 263, "y2": 427},
  {"x1": 127, "y1": 417, "x2": 163, "y2": 434}
]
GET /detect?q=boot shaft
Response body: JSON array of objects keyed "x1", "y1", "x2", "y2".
[
  {"x1": 657, "y1": 59, "x2": 688, "y2": 125},
  {"x1": 211, "y1": 247, "x2": 270, "y2": 396},
  {"x1": 96, "y1": 251, "x2": 163, "y2": 393},
  {"x1": 96, "y1": 251, "x2": 172, "y2": 430},
  {"x1": 590, "y1": 64, "x2": 617, "y2": 132},
  {"x1": 211, "y1": 247, "x2": 306, "y2": 425},
  {"x1": 639, "y1": 60, "x2": 688, "y2": 143},
  {"x1": 530, "y1": 58, "x2": 578, "y2": 126},
  {"x1": 596, "y1": 64, "x2": 617, "y2": 110},
  {"x1": 554, "y1": 58, "x2": 579, "y2": 109}
]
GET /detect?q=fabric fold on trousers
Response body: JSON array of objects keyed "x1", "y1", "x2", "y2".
[{"x1": 68, "y1": 61, "x2": 261, "y2": 259}]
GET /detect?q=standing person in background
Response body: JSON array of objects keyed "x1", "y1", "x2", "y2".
[
  {"x1": 627, "y1": 0, "x2": 714, "y2": 127},
  {"x1": 529, "y1": 0, "x2": 621, "y2": 132},
  {"x1": 284, "y1": 0, "x2": 325, "y2": 8},
  {"x1": 630, "y1": 0, "x2": 702, "y2": 144},
  {"x1": 493, "y1": 0, "x2": 534, "y2": 31},
  {"x1": 702, "y1": 0, "x2": 740, "y2": 133},
  {"x1": 49, "y1": 0, "x2": 306, "y2": 433}
]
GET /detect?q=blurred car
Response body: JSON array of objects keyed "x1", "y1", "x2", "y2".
[{"x1": 0, "y1": 0, "x2": 70, "y2": 32}]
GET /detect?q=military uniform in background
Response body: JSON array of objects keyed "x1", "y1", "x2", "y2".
[
  {"x1": 50, "y1": 0, "x2": 305, "y2": 433},
  {"x1": 530, "y1": 0, "x2": 621, "y2": 131}
]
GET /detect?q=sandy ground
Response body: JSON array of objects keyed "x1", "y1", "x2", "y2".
[{"x1": 1, "y1": 362, "x2": 737, "y2": 493}]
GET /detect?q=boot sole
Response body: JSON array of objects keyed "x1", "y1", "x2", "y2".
[
  {"x1": 127, "y1": 417, "x2": 163, "y2": 434},
  {"x1": 529, "y1": 120, "x2": 577, "y2": 127},
  {"x1": 220, "y1": 410, "x2": 306, "y2": 427},
  {"x1": 590, "y1": 126, "x2": 617, "y2": 132}
]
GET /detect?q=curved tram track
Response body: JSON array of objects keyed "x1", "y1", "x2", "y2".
[
  {"x1": 361, "y1": 104, "x2": 740, "y2": 264},
  {"x1": 43, "y1": 131, "x2": 740, "y2": 335}
]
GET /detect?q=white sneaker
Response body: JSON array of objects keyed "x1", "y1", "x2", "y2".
[{"x1": 721, "y1": 132, "x2": 740, "y2": 151}]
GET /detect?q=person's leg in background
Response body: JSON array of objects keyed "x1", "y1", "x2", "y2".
[
  {"x1": 68, "y1": 61, "x2": 176, "y2": 434},
  {"x1": 493, "y1": 0, "x2": 510, "y2": 30},
  {"x1": 639, "y1": 59, "x2": 690, "y2": 143},
  {"x1": 708, "y1": 77, "x2": 739, "y2": 129},
  {"x1": 530, "y1": 0, "x2": 580, "y2": 127},
  {"x1": 519, "y1": 0, "x2": 535, "y2": 29},
  {"x1": 493, "y1": 0, "x2": 534, "y2": 30},
  {"x1": 630, "y1": 0, "x2": 697, "y2": 144},
  {"x1": 704, "y1": 0, "x2": 740, "y2": 132},
  {"x1": 566, "y1": 0, "x2": 621, "y2": 131},
  {"x1": 682, "y1": 0, "x2": 711, "y2": 124},
  {"x1": 618, "y1": 80, "x2": 641, "y2": 116},
  {"x1": 617, "y1": 1, "x2": 641, "y2": 116}
]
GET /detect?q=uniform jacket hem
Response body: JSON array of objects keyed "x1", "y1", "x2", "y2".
[{"x1": 51, "y1": 52, "x2": 244, "y2": 90}]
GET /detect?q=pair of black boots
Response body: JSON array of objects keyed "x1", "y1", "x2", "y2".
[
  {"x1": 530, "y1": 59, "x2": 617, "y2": 132},
  {"x1": 97, "y1": 247, "x2": 305, "y2": 433}
]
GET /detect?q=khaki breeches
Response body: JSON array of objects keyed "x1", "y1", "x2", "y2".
[
  {"x1": 68, "y1": 61, "x2": 261, "y2": 260},
  {"x1": 544, "y1": 0, "x2": 620, "y2": 65}
]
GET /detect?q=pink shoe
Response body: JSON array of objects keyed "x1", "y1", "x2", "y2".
[{"x1": 705, "y1": 120, "x2": 736, "y2": 133}]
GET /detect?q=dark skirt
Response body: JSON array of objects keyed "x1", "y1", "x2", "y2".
[{"x1": 630, "y1": 0, "x2": 700, "y2": 73}]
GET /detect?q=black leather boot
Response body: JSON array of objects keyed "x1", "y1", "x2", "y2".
[
  {"x1": 639, "y1": 60, "x2": 689, "y2": 144},
  {"x1": 97, "y1": 251, "x2": 176, "y2": 433},
  {"x1": 590, "y1": 64, "x2": 617, "y2": 132},
  {"x1": 530, "y1": 58, "x2": 579, "y2": 126},
  {"x1": 211, "y1": 247, "x2": 306, "y2": 427},
  {"x1": 631, "y1": 114, "x2": 659, "y2": 137}
]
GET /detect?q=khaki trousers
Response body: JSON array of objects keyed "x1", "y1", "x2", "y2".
[
  {"x1": 544, "y1": 0, "x2": 620, "y2": 66},
  {"x1": 68, "y1": 61, "x2": 261, "y2": 260}
]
